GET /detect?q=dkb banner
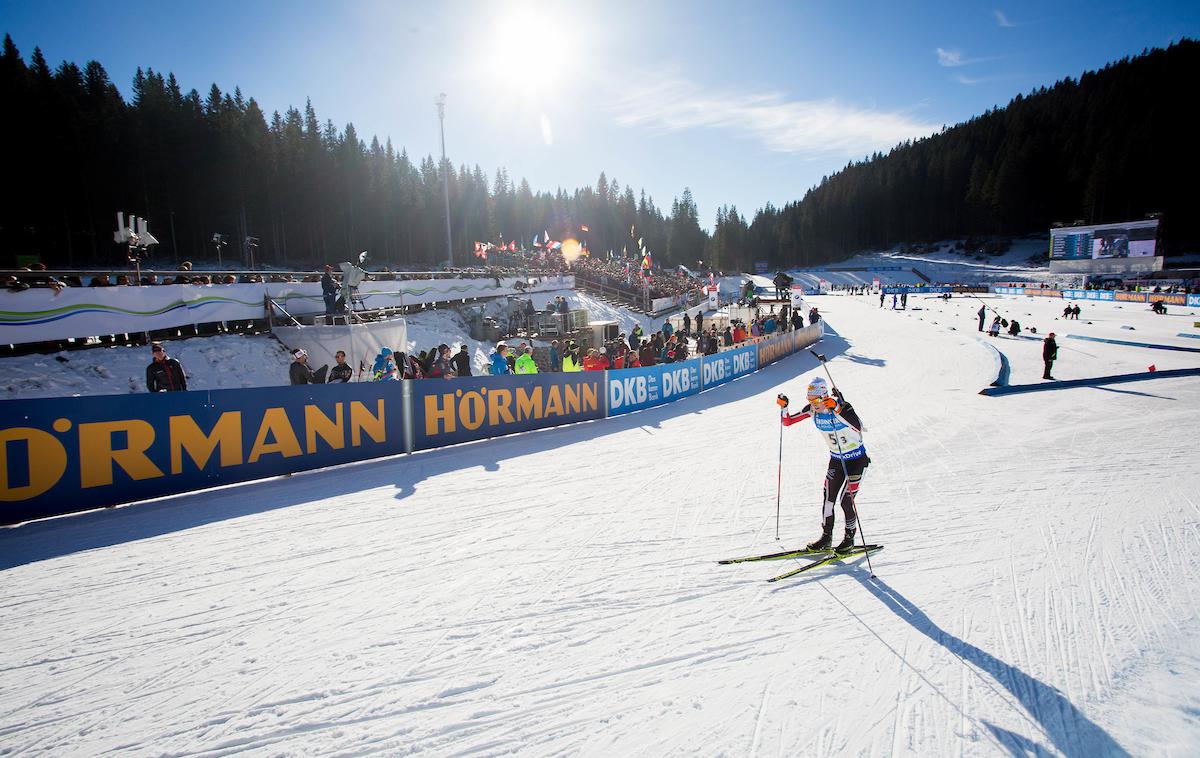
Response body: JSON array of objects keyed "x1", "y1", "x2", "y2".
[
  {"x1": 0, "y1": 383, "x2": 405, "y2": 524},
  {"x1": 411, "y1": 372, "x2": 605, "y2": 449},
  {"x1": 700, "y1": 344, "x2": 757, "y2": 391},
  {"x1": 606, "y1": 359, "x2": 702, "y2": 417}
]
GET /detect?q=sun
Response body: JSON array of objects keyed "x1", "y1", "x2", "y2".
[{"x1": 486, "y1": 5, "x2": 576, "y2": 96}]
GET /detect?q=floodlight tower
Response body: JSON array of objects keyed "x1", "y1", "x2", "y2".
[{"x1": 436, "y1": 93, "x2": 453, "y2": 269}]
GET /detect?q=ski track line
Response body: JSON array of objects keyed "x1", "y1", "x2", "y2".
[{"x1": 748, "y1": 676, "x2": 772, "y2": 758}]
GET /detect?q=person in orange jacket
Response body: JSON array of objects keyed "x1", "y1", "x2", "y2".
[{"x1": 582, "y1": 348, "x2": 609, "y2": 371}]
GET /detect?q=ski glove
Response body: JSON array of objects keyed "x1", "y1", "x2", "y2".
[{"x1": 776, "y1": 394, "x2": 789, "y2": 409}]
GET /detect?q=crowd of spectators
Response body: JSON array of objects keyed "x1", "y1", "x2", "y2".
[{"x1": 569, "y1": 256, "x2": 701, "y2": 300}]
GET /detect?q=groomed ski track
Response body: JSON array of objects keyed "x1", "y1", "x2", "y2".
[{"x1": 2, "y1": 293, "x2": 1198, "y2": 756}]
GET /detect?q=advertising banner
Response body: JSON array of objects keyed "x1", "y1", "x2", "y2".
[
  {"x1": 1188, "y1": 295, "x2": 1200, "y2": 307},
  {"x1": 700, "y1": 345, "x2": 757, "y2": 391},
  {"x1": 606, "y1": 359, "x2": 701, "y2": 417},
  {"x1": 1050, "y1": 220, "x2": 1159, "y2": 260},
  {"x1": 0, "y1": 382, "x2": 406, "y2": 524},
  {"x1": 412, "y1": 372, "x2": 605, "y2": 449}
]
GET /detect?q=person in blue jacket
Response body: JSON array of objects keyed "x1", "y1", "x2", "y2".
[{"x1": 489, "y1": 343, "x2": 511, "y2": 375}]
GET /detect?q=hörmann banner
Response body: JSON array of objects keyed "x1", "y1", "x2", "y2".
[
  {"x1": 607, "y1": 359, "x2": 702, "y2": 417},
  {"x1": 0, "y1": 383, "x2": 405, "y2": 524},
  {"x1": 412, "y1": 373, "x2": 605, "y2": 449}
]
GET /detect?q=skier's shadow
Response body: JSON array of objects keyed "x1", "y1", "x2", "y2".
[{"x1": 852, "y1": 575, "x2": 1131, "y2": 758}]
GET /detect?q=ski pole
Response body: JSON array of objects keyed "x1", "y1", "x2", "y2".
[
  {"x1": 774, "y1": 395, "x2": 788, "y2": 540},
  {"x1": 808, "y1": 350, "x2": 877, "y2": 578}
]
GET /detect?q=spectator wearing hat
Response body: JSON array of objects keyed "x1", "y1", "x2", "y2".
[
  {"x1": 1043, "y1": 333, "x2": 1058, "y2": 380},
  {"x1": 146, "y1": 342, "x2": 187, "y2": 392},
  {"x1": 290, "y1": 348, "x2": 327, "y2": 384}
]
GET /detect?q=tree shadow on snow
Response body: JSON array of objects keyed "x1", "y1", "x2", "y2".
[
  {"x1": 1, "y1": 334, "x2": 856, "y2": 570},
  {"x1": 854, "y1": 575, "x2": 1131, "y2": 758}
]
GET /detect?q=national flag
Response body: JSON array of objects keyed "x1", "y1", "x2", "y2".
[
  {"x1": 637, "y1": 237, "x2": 644, "y2": 250},
  {"x1": 709, "y1": 272, "x2": 715, "y2": 286},
  {"x1": 641, "y1": 253, "x2": 651, "y2": 270},
  {"x1": 509, "y1": 240, "x2": 516, "y2": 252},
  {"x1": 474, "y1": 241, "x2": 482, "y2": 253},
  {"x1": 544, "y1": 230, "x2": 550, "y2": 244},
  {"x1": 580, "y1": 224, "x2": 590, "y2": 232}
]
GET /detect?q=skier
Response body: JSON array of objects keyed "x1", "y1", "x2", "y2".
[{"x1": 778, "y1": 376, "x2": 869, "y2": 552}]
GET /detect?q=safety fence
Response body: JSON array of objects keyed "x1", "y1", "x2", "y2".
[
  {"x1": 0, "y1": 275, "x2": 574, "y2": 346},
  {"x1": 991, "y1": 286, "x2": 1200, "y2": 307},
  {"x1": 0, "y1": 323, "x2": 822, "y2": 524}
]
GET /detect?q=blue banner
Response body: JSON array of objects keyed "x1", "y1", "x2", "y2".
[
  {"x1": 1190, "y1": 295, "x2": 1200, "y2": 307},
  {"x1": 0, "y1": 383, "x2": 406, "y2": 525},
  {"x1": 607, "y1": 359, "x2": 701, "y2": 417},
  {"x1": 1063, "y1": 289, "x2": 1115, "y2": 300},
  {"x1": 412, "y1": 373, "x2": 605, "y2": 449},
  {"x1": 700, "y1": 344, "x2": 757, "y2": 390},
  {"x1": 883, "y1": 286, "x2": 953, "y2": 294}
]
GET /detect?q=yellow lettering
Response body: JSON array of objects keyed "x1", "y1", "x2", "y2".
[
  {"x1": 350, "y1": 399, "x2": 386, "y2": 445},
  {"x1": 487, "y1": 389, "x2": 515, "y2": 426},
  {"x1": 170, "y1": 412, "x2": 243, "y2": 474},
  {"x1": 564, "y1": 384, "x2": 580, "y2": 415},
  {"x1": 423, "y1": 394, "x2": 455, "y2": 437},
  {"x1": 458, "y1": 392, "x2": 485, "y2": 431},
  {"x1": 514, "y1": 386, "x2": 541, "y2": 422},
  {"x1": 581, "y1": 383, "x2": 598, "y2": 412},
  {"x1": 79, "y1": 420, "x2": 164, "y2": 488},
  {"x1": 544, "y1": 385, "x2": 564, "y2": 417},
  {"x1": 247, "y1": 408, "x2": 302, "y2": 463},
  {"x1": 305, "y1": 404, "x2": 345, "y2": 453},
  {"x1": 0, "y1": 427, "x2": 68, "y2": 501}
]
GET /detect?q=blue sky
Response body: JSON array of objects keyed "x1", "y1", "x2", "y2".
[{"x1": 3, "y1": 0, "x2": 1197, "y2": 228}]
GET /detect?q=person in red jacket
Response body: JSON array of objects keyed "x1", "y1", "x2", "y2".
[{"x1": 583, "y1": 348, "x2": 609, "y2": 371}]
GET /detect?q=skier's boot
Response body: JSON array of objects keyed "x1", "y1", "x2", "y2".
[
  {"x1": 834, "y1": 526, "x2": 858, "y2": 554},
  {"x1": 806, "y1": 516, "x2": 835, "y2": 551}
]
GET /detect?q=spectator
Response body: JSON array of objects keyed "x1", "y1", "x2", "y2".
[
  {"x1": 630, "y1": 325, "x2": 644, "y2": 349},
  {"x1": 682, "y1": 312, "x2": 691, "y2": 337},
  {"x1": 674, "y1": 336, "x2": 689, "y2": 361},
  {"x1": 490, "y1": 343, "x2": 511, "y2": 375},
  {"x1": 977, "y1": 305, "x2": 987, "y2": 331},
  {"x1": 583, "y1": 348, "x2": 609, "y2": 371},
  {"x1": 549, "y1": 340, "x2": 560, "y2": 373},
  {"x1": 451, "y1": 344, "x2": 472, "y2": 376},
  {"x1": 321, "y1": 264, "x2": 340, "y2": 319},
  {"x1": 515, "y1": 346, "x2": 539, "y2": 374},
  {"x1": 733, "y1": 323, "x2": 747, "y2": 343},
  {"x1": 328, "y1": 350, "x2": 353, "y2": 382},
  {"x1": 623, "y1": 349, "x2": 641, "y2": 369},
  {"x1": 663, "y1": 320, "x2": 674, "y2": 340},
  {"x1": 372, "y1": 348, "x2": 398, "y2": 381},
  {"x1": 563, "y1": 344, "x2": 582, "y2": 371},
  {"x1": 290, "y1": 348, "x2": 327, "y2": 384},
  {"x1": 146, "y1": 342, "x2": 187, "y2": 392},
  {"x1": 723, "y1": 326, "x2": 733, "y2": 346},
  {"x1": 696, "y1": 313, "x2": 704, "y2": 335},
  {"x1": 639, "y1": 340, "x2": 657, "y2": 366},
  {"x1": 1043, "y1": 332, "x2": 1058, "y2": 380},
  {"x1": 426, "y1": 344, "x2": 453, "y2": 378}
]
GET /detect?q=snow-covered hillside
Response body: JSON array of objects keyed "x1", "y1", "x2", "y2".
[{"x1": 2, "y1": 291, "x2": 1198, "y2": 756}]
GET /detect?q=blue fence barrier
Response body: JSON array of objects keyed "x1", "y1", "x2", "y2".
[
  {"x1": 1, "y1": 326, "x2": 822, "y2": 524},
  {"x1": 994, "y1": 286, "x2": 1198, "y2": 307},
  {"x1": 0, "y1": 383, "x2": 406, "y2": 524},
  {"x1": 411, "y1": 373, "x2": 606, "y2": 449}
]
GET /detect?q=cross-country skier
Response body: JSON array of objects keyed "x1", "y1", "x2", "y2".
[{"x1": 778, "y1": 376, "x2": 869, "y2": 552}]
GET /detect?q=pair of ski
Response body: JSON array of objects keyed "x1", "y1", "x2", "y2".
[{"x1": 719, "y1": 544, "x2": 883, "y2": 582}]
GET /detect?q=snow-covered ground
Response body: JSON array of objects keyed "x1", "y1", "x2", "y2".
[
  {"x1": 782, "y1": 238, "x2": 1058, "y2": 288},
  {"x1": 2, "y1": 291, "x2": 1198, "y2": 756}
]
